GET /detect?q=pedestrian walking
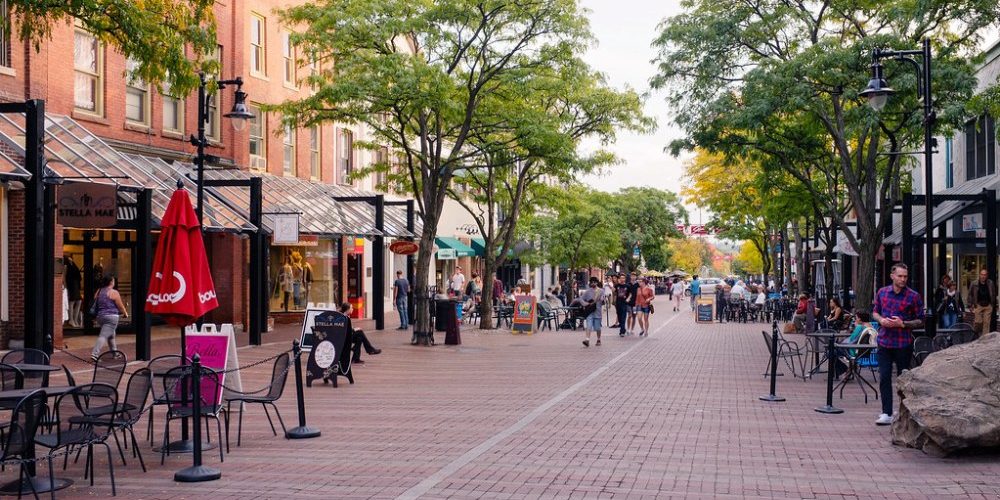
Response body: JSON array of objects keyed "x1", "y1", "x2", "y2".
[
  {"x1": 581, "y1": 277, "x2": 605, "y2": 347},
  {"x1": 635, "y1": 278, "x2": 655, "y2": 336},
  {"x1": 626, "y1": 272, "x2": 639, "y2": 334},
  {"x1": 938, "y1": 281, "x2": 963, "y2": 328},
  {"x1": 393, "y1": 270, "x2": 410, "y2": 329},
  {"x1": 671, "y1": 278, "x2": 684, "y2": 311},
  {"x1": 872, "y1": 263, "x2": 924, "y2": 426},
  {"x1": 614, "y1": 275, "x2": 629, "y2": 336},
  {"x1": 968, "y1": 269, "x2": 996, "y2": 338},
  {"x1": 91, "y1": 275, "x2": 128, "y2": 361},
  {"x1": 689, "y1": 275, "x2": 702, "y2": 310},
  {"x1": 450, "y1": 266, "x2": 466, "y2": 298}
]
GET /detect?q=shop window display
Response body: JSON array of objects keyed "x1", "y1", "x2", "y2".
[{"x1": 270, "y1": 239, "x2": 340, "y2": 312}]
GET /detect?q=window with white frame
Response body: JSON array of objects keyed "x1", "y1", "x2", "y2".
[
  {"x1": 248, "y1": 104, "x2": 266, "y2": 170},
  {"x1": 161, "y1": 76, "x2": 184, "y2": 133},
  {"x1": 309, "y1": 125, "x2": 320, "y2": 179},
  {"x1": 250, "y1": 14, "x2": 266, "y2": 76},
  {"x1": 74, "y1": 29, "x2": 103, "y2": 114},
  {"x1": 206, "y1": 45, "x2": 222, "y2": 141},
  {"x1": 0, "y1": 0, "x2": 11, "y2": 69},
  {"x1": 124, "y1": 58, "x2": 150, "y2": 125},
  {"x1": 339, "y1": 128, "x2": 353, "y2": 183},
  {"x1": 283, "y1": 32, "x2": 296, "y2": 86},
  {"x1": 375, "y1": 146, "x2": 389, "y2": 187},
  {"x1": 283, "y1": 124, "x2": 296, "y2": 175}
]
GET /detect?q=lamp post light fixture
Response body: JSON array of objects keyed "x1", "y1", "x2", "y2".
[
  {"x1": 191, "y1": 73, "x2": 253, "y2": 225},
  {"x1": 860, "y1": 38, "x2": 936, "y2": 337}
]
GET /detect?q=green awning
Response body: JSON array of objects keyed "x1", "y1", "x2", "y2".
[
  {"x1": 435, "y1": 237, "x2": 476, "y2": 259},
  {"x1": 470, "y1": 237, "x2": 486, "y2": 257}
]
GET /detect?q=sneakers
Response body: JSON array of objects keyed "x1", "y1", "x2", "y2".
[
  {"x1": 582, "y1": 340, "x2": 590, "y2": 347},
  {"x1": 595, "y1": 339, "x2": 601, "y2": 346},
  {"x1": 875, "y1": 413, "x2": 893, "y2": 426}
]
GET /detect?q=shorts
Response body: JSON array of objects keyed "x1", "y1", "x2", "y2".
[
  {"x1": 585, "y1": 315, "x2": 602, "y2": 331},
  {"x1": 636, "y1": 306, "x2": 650, "y2": 314},
  {"x1": 628, "y1": 305, "x2": 638, "y2": 314}
]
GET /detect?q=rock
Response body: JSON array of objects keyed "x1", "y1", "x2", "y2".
[{"x1": 892, "y1": 332, "x2": 1000, "y2": 456}]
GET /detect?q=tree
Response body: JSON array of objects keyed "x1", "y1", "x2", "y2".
[
  {"x1": 613, "y1": 187, "x2": 686, "y2": 273},
  {"x1": 448, "y1": 58, "x2": 650, "y2": 329},
  {"x1": 522, "y1": 186, "x2": 620, "y2": 300},
  {"x1": 652, "y1": 0, "x2": 996, "y2": 310},
  {"x1": 278, "y1": 0, "x2": 592, "y2": 341},
  {"x1": 12, "y1": 0, "x2": 218, "y2": 94},
  {"x1": 666, "y1": 237, "x2": 711, "y2": 275},
  {"x1": 733, "y1": 241, "x2": 763, "y2": 276}
]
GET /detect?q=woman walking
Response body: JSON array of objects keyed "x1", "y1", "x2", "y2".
[
  {"x1": 636, "y1": 278, "x2": 655, "y2": 336},
  {"x1": 671, "y1": 278, "x2": 684, "y2": 311},
  {"x1": 91, "y1": 275, "x2": 128, "y2": 361}
]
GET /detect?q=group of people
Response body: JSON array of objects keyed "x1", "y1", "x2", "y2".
[
  {"x1": 715, "y1": 280, "x2": 768, "y2": 323},
  {"x1": 934, "y1": 269, "x2": 996, "y2": 337},
  {"x1": 572, "y1": 272, "x2": 659, "y2": 347},
  {"x1": 277, "y1": 254, "x2": 314, "y2": 311}
]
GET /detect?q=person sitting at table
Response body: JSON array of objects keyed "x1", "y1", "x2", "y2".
[
  {"x1": 792, "y1": 293, "x2": 815, "y2": 333},
  {"x1": 834, "y1": 311, "x2": 879, "y2": 377},
  {"x1": 339, "y1": 302, "x2": 381, "y2": 364},
  {"x1": 824, "y1": 298, "x2": 845, "y2": 330}
]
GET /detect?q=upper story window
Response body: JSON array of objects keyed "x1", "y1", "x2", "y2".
[
  {"x1": 375, "y1": 146, "x2": 389, "y2": 188},
  {"x1": 282, "y1": 32, "x2": 296, "y2": 86},
  {"x1": 250, "y1": 14, "x2": 267, "y2": 77},
  {"x1": 205, "y1": 45, "x2": 222, "y2": 141},
  {"x1": 161, "y1": 76, "x2": 184, "y2": 133},
  {"x1": 0, "y1": 1, "x2": 11, "y2": 69},
  {"x1": 965, "y1": 114, "x2": 996, "y2": 181},
  {"x1": 74, "y1": 29, "x2": 103, "y2": 114},
  {"x1": 124, "y1": 58, "x2": 150, "y2": 125},
  {"x1": 309, "y1": 125, "x2": 320, "y2": 179},
  {"x1": 248, "y1": 104, "x2": 266, "y2": 171},
  {"x1": 283, "y1": 124, "x2": 296, "y2": 175},
  {"x1": 339, "y1": 128, "x2": 353, "y2": 183}
]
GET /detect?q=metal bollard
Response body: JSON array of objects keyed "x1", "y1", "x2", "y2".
[
  {"x1": 815, "y1": 332, "x2": 844, "y2": 414},
  {"x1": 175, "y1": 354, "x2": 221, "y2": 481},
  {"x1": 286, "y1": 340, "x2": 321, "y2": 439},
  {"x1": 759, "y1": 322, "x2": 786, "y2": 402}
]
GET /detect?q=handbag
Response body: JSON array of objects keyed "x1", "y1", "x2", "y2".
[
  {"x1": 88, "y1": 291, "x2": 100, "y2": 317},
  {"x1": 649, "y1": 303, "x2": 655, "y2": 314}
]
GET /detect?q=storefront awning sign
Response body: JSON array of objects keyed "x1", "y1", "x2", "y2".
[
  {"x1": 389, "y1": 240, "x2": 419, "y2": 255},
  {"x1": 57, "y1": 183, "x2": 117, "y2": 228},
  {"x1": 437, "y1": 248, "x2": 457, "y2": 260},
  {"x1": 272, "y1": 214, "x2": 300, "y2": 245}
]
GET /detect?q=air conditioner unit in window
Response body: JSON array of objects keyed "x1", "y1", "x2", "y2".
[{"x1": 250, "y1": 155, "x2": 267, "y2": 171}]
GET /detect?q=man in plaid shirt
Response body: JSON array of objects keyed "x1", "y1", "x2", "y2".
[{"x1": 872, "y1": 263, "x2": 924, "y2": 426}]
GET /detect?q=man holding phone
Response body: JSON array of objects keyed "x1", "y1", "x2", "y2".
[{"x1": 872, "y1": 263, "x2": 924, "y2": 426}]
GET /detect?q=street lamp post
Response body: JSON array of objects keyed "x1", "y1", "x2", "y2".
[
  {"x1": 191, "y1": 73, "x2": 254, "y2": 225},
  {"x1": 859, "y1": 38, "x2": 936, "y2": 337}
]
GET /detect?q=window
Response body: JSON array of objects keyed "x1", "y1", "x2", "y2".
[
  {"x1": 339, "y1": 129, "x2": 353, "y2": 183},
  {"x1": 283, "y1": 32, "x2": 296, "y2": 86},
  {"x1": 161, "y1": 76, "x2": 184, "y2": 133},
  {"x1": 0, "y1": 0, "x2": 10, "y2": 68},
  {"x1": 375, "y1": 146, "x2": 389, "y2": 187},
  {"x1": 249, "y1": 104, "x2": 266, "y2": 171},
  {"x1": 965, "y1": 115, "x2": 996, "y2": 181},
  {"x1": 309, "y1": 126, "x2": 320, "y2": 179},
  {"x1": 250, "y1": 14, "x2": 266, "y2": 76},
  {"x1": 307, "y1": 57, "x2": 318, "y2": 90},
  {"x1": 205, "y1": 45, "x2": 222, "y2": 141},
  {"x1": 124, "y1": 58, "x2": 150, "y2": 125},
  {"x1": 283, "y1": 125, "x2": 296, "y2": 175},
  {"x1": 74, "y1": 29, "x2": 103, "y2": 114},
  {"x1": 945, "y1": 137, "x2": 953, "y2": 189}
]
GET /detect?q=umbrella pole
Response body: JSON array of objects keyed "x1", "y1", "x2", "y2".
[{"x1": 154, "y1": 326, "x2": 216, "y2": 454}]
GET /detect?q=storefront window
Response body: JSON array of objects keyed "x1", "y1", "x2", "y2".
[{"x1": 270, "y1": 238, "x2": 340, "y2": 312}]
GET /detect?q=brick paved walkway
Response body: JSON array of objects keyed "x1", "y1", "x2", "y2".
[{"x1": 39, "y1": 311, "x2": 1000, "y2": 498}]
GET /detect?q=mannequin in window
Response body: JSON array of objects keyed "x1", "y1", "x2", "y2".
[
  {"x1": 279, "y1": 257, "x2": 294, "y2": 311},
  {"x1": 292, "y1": 257, "x2": 304, "y2": 309},
  {"x1": 64, "y1": 256, "x2": 83, "y2": 328},
  {"x1": 302, "y1": 261, "x2": 314, "y2": 307}
]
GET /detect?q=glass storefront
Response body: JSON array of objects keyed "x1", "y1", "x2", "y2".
[
  {"x1": 63, "y1": 229, "x2": 135, "y2": 332},
  {"x1": 270, "y1": 238, "x2": 340, "y2": 312}
]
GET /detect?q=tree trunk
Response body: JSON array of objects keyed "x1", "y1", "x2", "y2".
[
  {"x1": 480, "y1": 255, "x2": 497, "y2": 330},
  {"x1": 412, "y1": 204, "x2": 441, "y2": 345},
  {"x1": 853, "y1": 229, "x2": 882, "y2": 314},
  {"x1": 782, "y1": 227, "x2": 792, "y2": 293}
]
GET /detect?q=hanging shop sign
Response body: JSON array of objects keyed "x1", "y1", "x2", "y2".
[
  {"x1": 389, "y1": 240, "x2": 419, "y2": 255},
  {"x1": 962, "y1": 213, "x2": 983, "y2": 232},
  {"x1": 57, "y1": 183, "x2": 117, "y2": 228},
  {"x1": 272, "y1": 214, "x2": 300, "y2": 245}
]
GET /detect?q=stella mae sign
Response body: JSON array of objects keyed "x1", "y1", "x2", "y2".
[{"x1": 58, "y1": 183, "x2": 117, "y2": 228}]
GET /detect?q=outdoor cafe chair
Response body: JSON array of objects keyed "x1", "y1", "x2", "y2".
[
  {"x1": 92, "y1": 351, "x2": 127, "y2": 390},
  {"x1": 159, "y1": 365, "x2": 227, "y2": 465},
  {"x1": 0, "y1": 390, "x2": 47, "y2": 500},
  {"x1": 913, "y1": 335, "x2": 934, "y2": 366},
  {"x1": 0, "y1": 363, "x2": 24, "y2": 391},
  {"x1": 761, "y1": 330, "x2": 805, "y2": 380},
  {"x1": 225, "y1": 353, "x2": 289, "y2": 451},
  {"x1": 536, "y1": 302, "x2": 559, "y2": 331},
  {"x1": 1, "y1": 349, "x2": 50, "y2": 389},
  {"x1": 35, "y1": 383, "x2": 119, "y2": 496},
  {"x1": 106, "y1": 368, "x2": 151, "y2": 473},
  {"x1": 144, "y1": 354, "x2": 188, "y2": 445}
]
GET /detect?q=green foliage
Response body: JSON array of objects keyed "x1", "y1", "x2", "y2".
[
  {"x1": 521, "y1": 186, "x2": 621, "y2": 272},
  {"x1": 733, "y1": 241, "x2": 763, "y2": 275},
  {"x1": 613, "y1": 187, "x2": 687, "y2": 272},
  {"x1": 12, "y1": 0, "x2": 218, "y2": 95}
]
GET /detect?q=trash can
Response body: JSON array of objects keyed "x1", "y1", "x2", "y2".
[
  {"x1": 435, "y1": 299, "x2": 450, "y2": 332},
  {"x1": 445, "y1": 299, "x2": 462, "y2": 345}
]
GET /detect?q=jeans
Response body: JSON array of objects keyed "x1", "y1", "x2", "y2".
[
  {"x1": 396, "y1": 298, "x2": 409, "y2": 328},
  {"x1": 615, "y1": 301, "x2": 628, "y2": 335},
  {"x1": 585, "y1": 314, "x2": 602, "y2": 332},
  {"x1": 92, "y1": 314, "x2": 119, "y2": 357},
  {"x1": 940, "y1": 311, "x2": 957, "y2": 328},
  {"x1": 877, "y1": 346, "x2": 913, "y2": 416}
]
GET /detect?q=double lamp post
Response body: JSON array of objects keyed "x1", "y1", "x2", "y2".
[{"x1": 859, "y1": 38, "x2": 937, "y2": 338}]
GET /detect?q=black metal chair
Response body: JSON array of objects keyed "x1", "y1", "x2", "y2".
[
  {"x1": 0, "y1": 390, "x2": 47, "y2": 500},
  {"x1": 92, "y1": 350, "x2": 127, "y2": 389},
  {"x1": 1, "y1": 349, "x2": 50, "y2": 389},
  {"x1": 108, "y1": 368, "x2": 151, "y2": 472},
  {"x1": 145, "y1": 354, "x2": 187, "y2": 444},
  {"x1": 159, "y1": 365, "x2": 227, "y2": 465},
  {"x1": 0, "y1": 363, "x2": 24, "y2": 391},
  {"x1": 225, "y1": 353, "x2": 289, "y2": 450},
  {"x1": 35, "y1": 383, "x2": 119, "y2": 496},
  {"x1": 913, "y1": 335, "x2": 934, "y2": 366},
  {"x1": 761, "y1": 330, "x2": 806, "y2": 380}
]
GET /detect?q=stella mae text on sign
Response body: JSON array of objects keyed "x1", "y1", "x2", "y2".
[{"x1": 58, "y1": 183, "x2": 118, "y2": 228}]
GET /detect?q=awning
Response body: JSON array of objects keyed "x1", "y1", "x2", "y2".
[
  {"x1": 884, "y1": 176, "x2": 1000, "y2": 245},
  {"x1": 435, "y1": 237, "x2": 475, "y2": 259},
  {"x1": 470, "y1": 237, "x2": 486, "y2": 257},
  {"x1": 325, "y1": 183, "x2": 419, "y2": 237},
  {"x1": 0, "y1": 148, "x2": 28, "y2": 181}
]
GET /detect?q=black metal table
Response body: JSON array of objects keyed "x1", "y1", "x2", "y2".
[
  {"x1": 0, "y1": 385, "x2": 76, "y2": 495},
  {"x1": 807, "y1": 331, "x2": 850, "y2": 414},
  {"x1": 804, "y1": 331, "x2": 850, "y2": 379},
  {"x1": 834, "y1": 343, "x2": 879, "y2": 404},
  {"x1": 151, "y1": 369, "x2": 217, "y2": 454}
]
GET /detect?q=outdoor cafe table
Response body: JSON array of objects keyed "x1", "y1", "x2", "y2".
[
  {"x1": 8, "y1": 363, "x2": 60, "y2": 388},
  {"x1": 913, "y1": 327, "x2": 965, "y2": 336},
  {"x1": 0, "y1": 385, "x2": 76, "y2": 495},
  {"x1": 152, "y1": 366, "x2": 217, "y2": 453},
  {"x1": 805, "y1": 331, "x2": 850, "y2": 414},
  {"x1": 834, "y1": 342, "x2": 879, "y2": 404},
  {"x1": 803, "y1": 331, "x2": 850, "y2": 378}
]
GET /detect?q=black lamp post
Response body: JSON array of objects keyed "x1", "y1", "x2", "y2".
[
  {"x1": 191, "y1": 73, "x2": 253, "y2": 225},
  {"x1": 859, "y1": 38, "x2": 936, "y2": 336}
]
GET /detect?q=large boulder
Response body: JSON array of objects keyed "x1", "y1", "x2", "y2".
[{"x1": 892, "y1": 332, "x2": 1000, "y2": 456}]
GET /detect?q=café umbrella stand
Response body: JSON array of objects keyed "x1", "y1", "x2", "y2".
[
  {"x1": 175, "y1": 354, "x2": 222, "y2": 482},
  {"x1": 286, "y1": 340, "x2": 321, "y2": 439},
  {"x1": 759, "y1": 322, "x2": 786, "y2": 402},
  {"x1": 815, "y1": 333, "x2": 845, "y2": 414}
]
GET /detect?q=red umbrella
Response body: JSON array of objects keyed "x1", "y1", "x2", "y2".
[{"x1": 145, "y1": 186, "x2": 218, "y2": 326}]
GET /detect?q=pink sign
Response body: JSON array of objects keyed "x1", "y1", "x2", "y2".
[{"x1": 185, "y1": 333, "x2": 230, "y2": 405}]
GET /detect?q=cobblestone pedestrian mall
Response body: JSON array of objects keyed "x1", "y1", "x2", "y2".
[{"x1": 49, "y1": 311, "x2": 1000, "y2": 499}]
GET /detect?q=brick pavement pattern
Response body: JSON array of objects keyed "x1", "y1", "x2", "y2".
[{"x1": 44, "y1": 311, "x2": 1000, "y2": 499}]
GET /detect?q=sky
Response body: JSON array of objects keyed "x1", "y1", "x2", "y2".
[{"x1": 576, "y1": 0, "x2": 702, "y2": 221}]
